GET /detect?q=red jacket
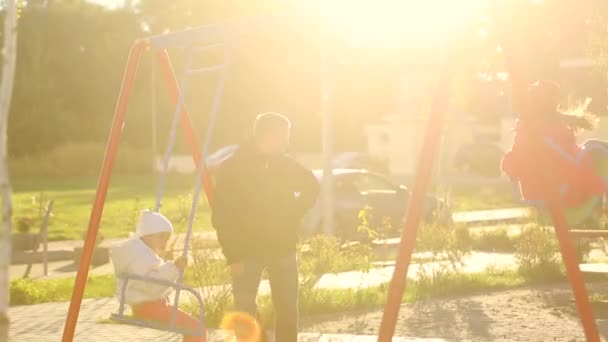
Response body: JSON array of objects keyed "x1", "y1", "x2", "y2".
[{"x1": 501, "y1": 120, "x2": 605, "y2": 206}]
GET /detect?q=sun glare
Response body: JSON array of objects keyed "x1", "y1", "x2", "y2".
[{"x1": 324, "y1": 0, "x2": 486, "y2": 48}]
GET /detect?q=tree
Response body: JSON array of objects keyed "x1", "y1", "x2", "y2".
[
  {"x1": 589, "y1": 16, "x2": 608, "y2": 73},
  {"x1": 8, "y1": 2, "x2": 142, "y2": 156},
  {"x1": 0, "y1": 0, "x2": 18, "y2": 339}
]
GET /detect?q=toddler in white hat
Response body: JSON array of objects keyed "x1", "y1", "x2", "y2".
[{"x1": 111, "y1": 210, "x2": 206, "y2": 342}]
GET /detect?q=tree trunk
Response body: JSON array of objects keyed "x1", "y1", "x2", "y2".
[{"x1": 0, "y1": 1, "x2": 19, "y2": 340}]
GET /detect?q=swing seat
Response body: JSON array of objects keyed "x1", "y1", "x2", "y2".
[
  {"x1": 512, "y1": 137, "x2": 608, "y2": 226},
  {"x1": 111, "y1": 273, "x2": 205, "y2": 337},
  {"x1": 514, "y1": 183, "x2": 600, "y2": 226}
]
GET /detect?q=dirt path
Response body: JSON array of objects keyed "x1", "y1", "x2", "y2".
[{"x1": 302, "y1": 282, "x2": 608, "y2": 341}]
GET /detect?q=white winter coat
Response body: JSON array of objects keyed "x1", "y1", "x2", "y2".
[{"x1": 110, "y1": 237, "x2": 179, "y2": 305}]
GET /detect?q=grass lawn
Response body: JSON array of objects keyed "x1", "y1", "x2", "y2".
[
  {"x1": 13, "y1": 174, "x2": 213, "y2": 241},
  {"x1": 10, "y1": 275, "x2": 116, "y2": 305},
  {"x1": 12, "y1": 173, "x2": 518, "y2": 241},
  {"x1": 11, "y1": 267, "x2": 535, "y2": 329},
  {"x1": 450, "y1": 185, "x2": 518, "y2": 212}
]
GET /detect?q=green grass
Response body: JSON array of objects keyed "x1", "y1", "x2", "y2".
[
  {"x1": 9, "y1": 268, "x2": 530, "y2": 309},
  {"x1": 449, "y1": 185, "x2": 518, "y2": 212},
  {"x1": 11, "y1": 266, "x2": 569, "y2": 331},
  {"x1": 251, "y1": 269, "x2": 538, "y2": 329},
  {"x1": 10, "y1": 275, "x2": 115, "y2": 305},
  {"x1": 13, "y1": 174, "x2": 213, "y2": 241},
  {"x1": 10, "y1": 262, "x2": 218, "y2": 306},
  {"x1": 12, "y1": 175, "x2": 520, "y2": 241}
]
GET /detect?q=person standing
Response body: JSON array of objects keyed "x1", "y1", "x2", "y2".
[{"x1": 211, "y1": 112, "x2": 320, "y2": 341}]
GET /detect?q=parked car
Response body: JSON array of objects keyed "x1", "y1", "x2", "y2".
[
  {"x1": 302, "y1": 169, "x2": 452, "y2": 241},
  {"x1": 205, "y1": 144, "x2": 238, "y2": 172},
  {"x1": 332, "y1": 152, "x2": 390, "y2": 175},
  {"x1": 207, "y1": 147, "x2": 389, "y2": 176}
]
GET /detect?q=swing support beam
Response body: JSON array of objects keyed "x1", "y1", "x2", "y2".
[{"x1": 61, "y1": 39, "x2": 212, "y2": 341}]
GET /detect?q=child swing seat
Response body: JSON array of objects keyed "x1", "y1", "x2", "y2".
[
  {"x1": 513, "y1": 137, "x2": 608, "y2": 226},
  {"x1": 111, "y1": 274, "x2": 206, "y2": 336}
]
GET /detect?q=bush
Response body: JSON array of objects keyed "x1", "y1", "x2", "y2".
[
  {"x1": 471, "y1": 228, "x2": 517, "y2": 252},
  {"x1": 416, "y1": 223, "x2": 471, "y2": 263},
  {"x1": 10, "y1": 279, "x2": 46, "y2": 305},
  {"x1": 574, "y1": 238, "x2": 593, "y2": 263},
  {"x1": 357, "y1": 206, "x2": 398, "y2": 241},
  {"x1": 185, "y1": 234, "x2": 374, "y2": 328},
  {"x1": 16, "y1": 217, "x2": 35, "y2": 234},
  {"x1": 414, "y1": 222, "x2": 471, "y2": 297},
  {"x1": 299, "y1": 235, "x2": 372, "y2": 293},
  {"x1": 515, "y1": 224, "x2": 562, "y2": 281},
  {"x1": 9, "y1": 141, "x2": 152, "y2": 177},
  {"x1": 185, "y1": 238, "x2": 232, "y2": 327}
]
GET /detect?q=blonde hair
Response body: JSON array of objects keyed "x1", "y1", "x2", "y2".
[{"x1": 557, "y1": 97, "x2": 599, "y2": 134}]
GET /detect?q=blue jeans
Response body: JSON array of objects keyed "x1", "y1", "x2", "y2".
[{"x1": 232, "y1": 253, "x2": 298, "y2": 342}]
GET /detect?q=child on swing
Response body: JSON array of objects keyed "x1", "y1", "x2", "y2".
[
  {"x1": 111, "y1": 210, "x2": 206, "y2": 342},
  {"x1": 501, "y1": 80, "x2": 607, "y2": 207}
]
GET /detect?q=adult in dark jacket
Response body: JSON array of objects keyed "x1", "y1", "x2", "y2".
[{"x1": 211, "y1": 112, "x2": 319, "y2": 341}]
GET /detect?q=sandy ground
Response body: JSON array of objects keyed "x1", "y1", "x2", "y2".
[{"x1": 302, "y1": 282, "x2": 608, "y2": 342}]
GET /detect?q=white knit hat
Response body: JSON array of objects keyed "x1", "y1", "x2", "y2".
[{"x1": 135, "y1": 210, "x2": 174, "y2": 237}]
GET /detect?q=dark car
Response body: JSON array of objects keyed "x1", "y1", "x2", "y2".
[
  {"x1": 302, "y1": 169, "x2": 452, "y2": 240},
  {"x1": 332, "y1": 152, "x2": 390, "y2": 175}
]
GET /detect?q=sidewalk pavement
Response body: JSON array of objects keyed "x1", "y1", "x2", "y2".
[
  {"x1": 10, "y1": 248, "x2": 518, "y2": 282},
  {"x1": 9, "y1": 297, "x2": 445, "y2": 341},
  {"x1": 44, "y1": 231, "x2": 219, "y2": 254},
  {"x1": 32, "y1": 206, "x2": 530, "y2": 264}
]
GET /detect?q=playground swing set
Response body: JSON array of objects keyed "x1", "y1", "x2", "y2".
[{"x1": 61, "y1": 11, "x2": 608, "y2": 342}]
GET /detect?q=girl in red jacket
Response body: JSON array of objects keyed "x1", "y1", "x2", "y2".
[{"x1": 501, "y1": 80, "x2": 607, "y2": 207}]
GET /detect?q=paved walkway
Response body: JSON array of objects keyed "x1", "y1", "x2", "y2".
[
  {"x1": 452, "y1": 207, "x2": 530, "y2": 225},
  {"x1": 10, "y1": 248, "x2": 517, "y2": 282},
  {"x1": 8, "y1": 251, "x2": 516, "y2": 341},
  {"x1": 6, "y1": 207, "x2": 534, "y2": 340},
  {"x1": 44, "y1": 231, "x2": 219, "y2": 253},
  {"x1": 9, "y1": 298, "x2": 445, "y2": 341}
]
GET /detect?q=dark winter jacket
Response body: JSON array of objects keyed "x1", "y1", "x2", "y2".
[{"x1": 211, "y1": 143, "x2": 320, "y2": 264}]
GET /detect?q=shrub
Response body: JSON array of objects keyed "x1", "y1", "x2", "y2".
[
  {"x1": 185, "y1": 234, "x2": 374, "y2": 328},
  {"x1": 515, "y1": 224, "x2": 562, "y2": 281},
  {"x1": 414, "y1": 222, "x2": 471, "y2": 297},
  {"x1": 16, "y1": 217, "x2": 35, "y2": 234},
  {"x1": 10, "y1": 279, "x2": 46, "y2": 305},
  {"x1": 471, "y1": 228, "x2": 517, "y2": 252},
  {"x1": 357, "y1": 206, "x2": 398, "y2": 241},
  {"x1": 299, "y1": 235, "x2": 372, "y2": 294},
  {"x1": 185, "y1": 237, "x2": 232, "y2": 327},
  {"x1": 574, "y1": 238, "x2": 593, "y2": 263}
]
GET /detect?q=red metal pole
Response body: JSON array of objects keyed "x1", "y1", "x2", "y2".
[
  {"x1": 156, "y1": 50, "x2": 214, "y2": 203},
  {"x1": 549, "y1": 202, "x2": 600, "y2": 341},
  {"x1": 377, "y1": 54, "x2": 455, "y2": 342},
  {"x1": 61, "y1": 39, "x2": 148, "y2": 342}
]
